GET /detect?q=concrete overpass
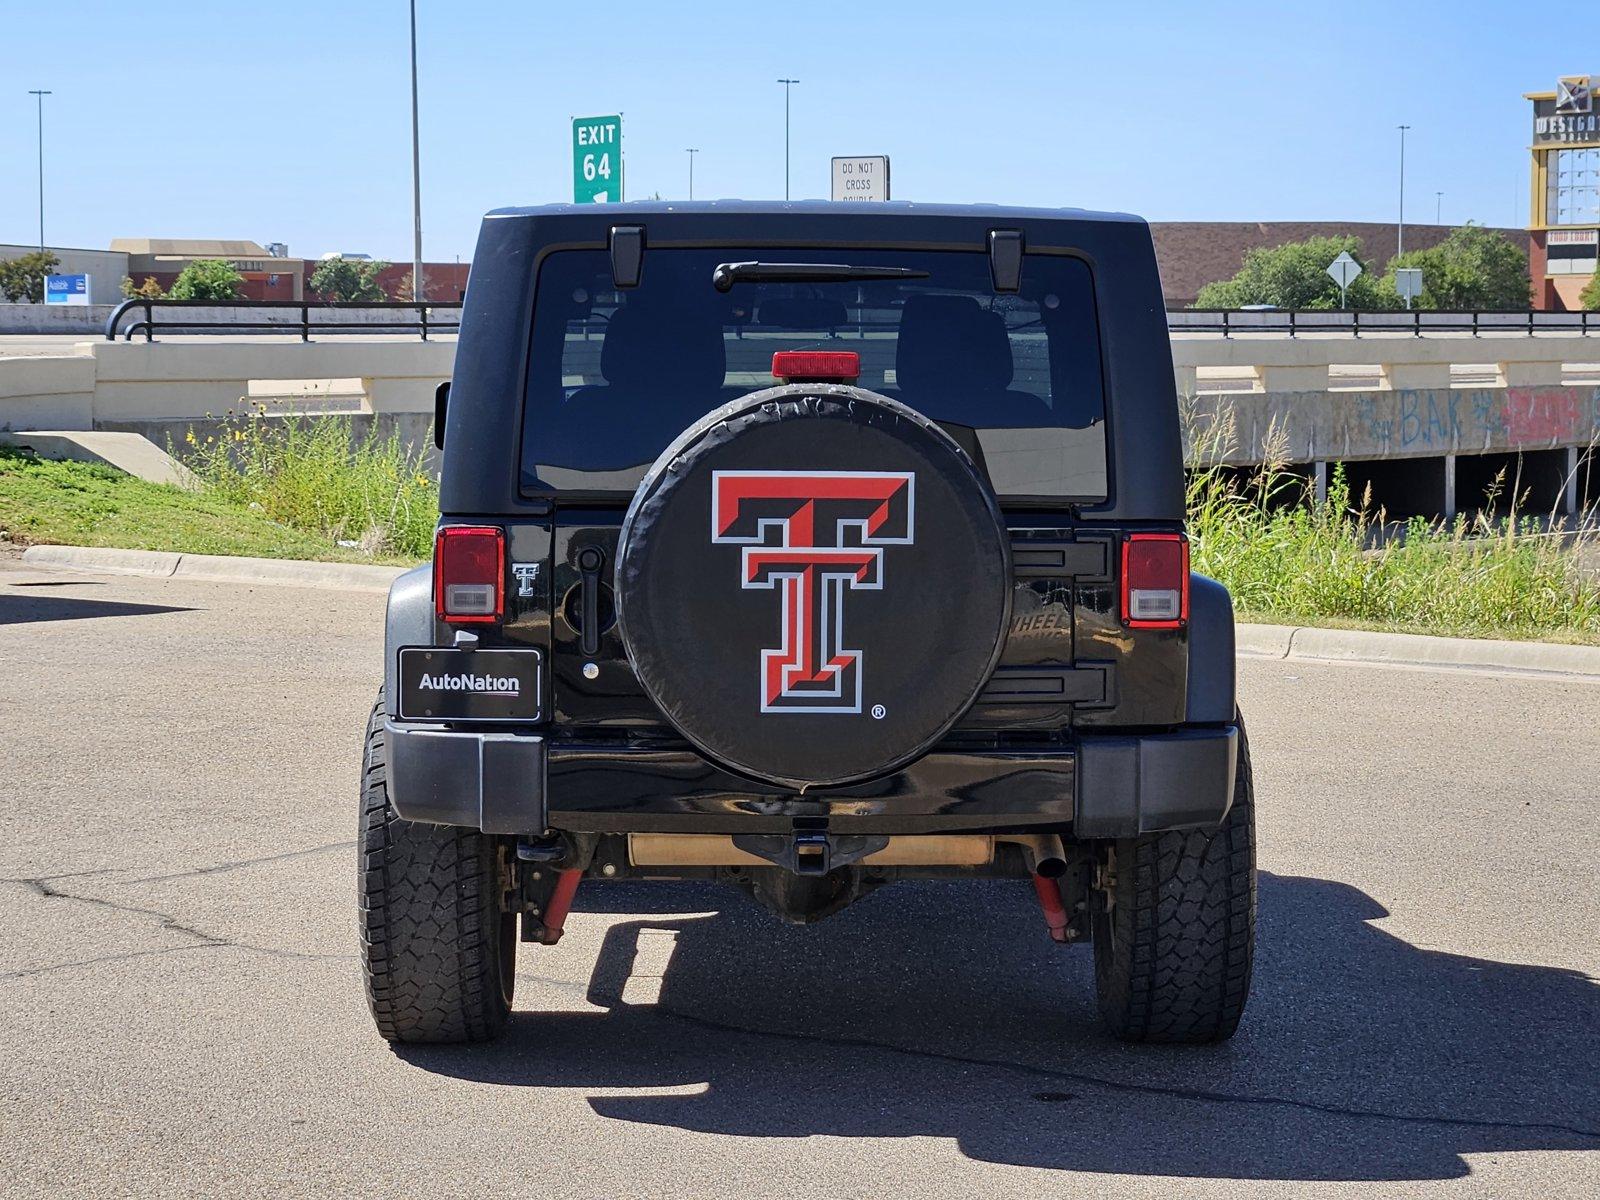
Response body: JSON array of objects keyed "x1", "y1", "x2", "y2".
[{"x1": 1, "y1": 330, "x2": 1596, "y2": 519}]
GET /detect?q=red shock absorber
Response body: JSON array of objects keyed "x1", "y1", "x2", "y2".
[
  {"x1": 1032, "y1": 874, "x2": 1072, "y2": 943},
  {"x1": 532, "y1": 869, "x2": 582, "y2": 945}
]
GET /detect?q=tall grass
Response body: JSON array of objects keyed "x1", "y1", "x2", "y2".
[
  {"x1": 176, "y1": 407, "x2": 438, "y2": 559},
  {"x1": 1185, "y1": 402, "x2": 1600, "y2": 641},
  {"x1": 172, "y1": 398, "x2": 1600, "y2": 641}
]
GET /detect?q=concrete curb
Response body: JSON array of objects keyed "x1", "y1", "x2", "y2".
[
  {"x1": 20, "y1": 544, "x2": 405, "y2": 594},
  {"x1": 1237, "y1": 622, "x2": 1600, "y2": 678},
  {"x1": 19, "y1": 544, "x2": 1600, "y2": 677}
]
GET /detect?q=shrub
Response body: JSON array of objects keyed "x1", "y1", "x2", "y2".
[
  {"x1": 1194, "y1": 236, "x2": 1397, "y2": 311},
  {"x1": 0, "y1": 251, "x2": 61, "y2": 303},
  {"x1": 167, "y1": 259, "x2": 244, "y2": 301},
  {"x1": 310, "y1": 257, "x2": 389, "y2": 302},
  {"x1": 120, "y1": 275, "x2": 165, "y2": 299},
  {"x1": 1380, "y1": 224, "x2": 1530, "y2": 311},
  {"x1": 1581, "y1": 271, "x2": 1600, "y2": 311}
]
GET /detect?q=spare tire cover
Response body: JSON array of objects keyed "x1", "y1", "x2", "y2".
[{"x1": 616, "y1": 385, "x2": 1011, "y2": 789}]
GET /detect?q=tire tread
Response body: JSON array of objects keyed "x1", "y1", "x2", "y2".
[{"x1": 358, "y1": 694, "x2": 512, "y2": 1044}]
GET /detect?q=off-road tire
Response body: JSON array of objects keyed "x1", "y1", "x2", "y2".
[
  {"x1": 1091, "y1": 716, "x2": 1256, "y2": 1044},
  {"x1": 358, "y1": 694, "x2": 516, "y2": 1043}
]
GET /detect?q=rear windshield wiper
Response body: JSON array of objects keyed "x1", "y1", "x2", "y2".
[{"x1": 712, "y1": 261, "x2": 930, "y2": 293}]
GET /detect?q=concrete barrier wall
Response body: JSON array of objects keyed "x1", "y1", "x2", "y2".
[
  {"x1": 0, "y1": 306, "x2": 120, "y2": 336},
  {"x1": 1, "y1": 340, "x2": 454, "y2": 434},
  {"x1": 1188, "y1": 385, "x2": 1600, "y2": 465},
  {"x1": 1, "y1": 335, "x2": 1595, "y2": 516}
]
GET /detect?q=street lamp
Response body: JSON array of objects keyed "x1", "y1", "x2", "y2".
[
  {"x1": 686, "y1": 148, "x2": 699, "y2": 200},
  {"x1": 408, "y1": 1, "x2": 424, "y2": 303},
  {"x1": 777, "y1": 78, "x2": 799, "y2": 200},
  {"x1": 1436, "y1": 190, "x2": 1443, "y2": 225},
  {"x1": 28, "y1": 89, "x2": 51, "y2": 255},
  {"x1": 1396, "y1": 124, "x2": 1411, "y2": 258}
]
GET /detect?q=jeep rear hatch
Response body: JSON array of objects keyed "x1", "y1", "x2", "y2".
[{"x1": 519, "y1": 246, "x2": 1108, "y2": 506}]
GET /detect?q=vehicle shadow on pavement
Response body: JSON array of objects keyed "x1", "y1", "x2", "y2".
[
  {"x1": 399, "y1": 872, "x2": 1600, "y2": 1181},
  {"x1": 0, "y1": 593, "x2": 192, "y2": 625}
]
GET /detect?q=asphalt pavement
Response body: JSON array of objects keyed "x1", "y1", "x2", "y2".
[{"x1": 1, "y1": 557, "x2": 1596, "y2": 1199}]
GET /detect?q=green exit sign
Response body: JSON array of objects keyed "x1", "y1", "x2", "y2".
[{"x1": 572, "y1": 115, "x2": 622, "y2": 204}]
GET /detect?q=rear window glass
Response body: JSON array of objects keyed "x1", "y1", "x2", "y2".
[{"x1": 521, "y1": 247, "x2": 1107, "y2": 501}]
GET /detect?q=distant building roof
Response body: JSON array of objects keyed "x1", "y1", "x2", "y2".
[
  {"x1": 111, "y1": 238, "x2": 271, "y2": 258},
  {"x1": 1148, "y1": 221, "x2": 1525, "y2": 307}
]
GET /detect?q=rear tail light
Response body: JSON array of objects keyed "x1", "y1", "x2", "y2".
[
  {"x1": 435, "y1": 525, "x2": 504, "y2": 623},
  {"x1": 772, "y1": 350, "x2": 861, "y2": 383},
  {"x1": 1121, "y1": 533, "x2": 1189, "y2": 628}
]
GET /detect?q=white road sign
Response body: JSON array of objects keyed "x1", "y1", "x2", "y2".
[
  {"x1": 1326, "y1": 251, "x2": 1362, "y2": 309},
  {"x1": 1394, "y1": 267, "x2": 1423, "y2": 303},
  {"x1": 831, "y1": 156, "x2": 890, "y2": 202},
  {"x1": 1325, "y1": 251, "x2": 1362, "y2": 288}
]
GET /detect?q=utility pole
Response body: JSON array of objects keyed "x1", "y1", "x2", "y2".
[
  {"x1": 777, "y1": 79, "x2": 799, "y2": 200},
  {"x1": 408, "y1": 1, "x2": 424, "y2": 302},
  {"x1": 1396, "y1": 124, "x2": 1411, "y2": 258},
  {"x1": 686, "y1": 148, "x2": 699, "y2": 200},
  {"x1": 28, "y1": 90, "x2": 51, "y2": 254}
]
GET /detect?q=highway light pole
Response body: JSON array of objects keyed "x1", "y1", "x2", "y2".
[
  {"x1": 686, "y1": 148, "x2": 698, "y2": 200},
  {"x1": 408, "y1": 1, "x2": 424, "y2": 302},
  {"x1": 1396, "y1": 124, "x2": 1411, "y2": 258},
  {"x1": 28, "y1": 89, "x2": 51, "y2": 254},
  {"x1": 1436, "y1": 190, "x2": 1443, "y2": 225},
  {"x1": 777, "y1": 79, "x2": 799, "y2": 200}
]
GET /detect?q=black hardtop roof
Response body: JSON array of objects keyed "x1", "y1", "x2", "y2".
[
  {"x1": 485, "y1": 199, "x2": 1145, "y2": 226},
  {"x1": 440, "y1": 198, "x2": 1182, "y2": 522}
]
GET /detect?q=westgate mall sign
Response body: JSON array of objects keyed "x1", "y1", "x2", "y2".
[{"x1": 1533, "y1": 74, "x2": 1599, "y2": 145}]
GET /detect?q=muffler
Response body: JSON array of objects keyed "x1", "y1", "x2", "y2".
[{"x1": 628, "y1": 833, "x2": 995, "y2": 869}]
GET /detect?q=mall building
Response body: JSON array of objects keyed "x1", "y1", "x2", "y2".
[{"x1": 1527, "y1": 74, "x2": 1600, "y2": 310}]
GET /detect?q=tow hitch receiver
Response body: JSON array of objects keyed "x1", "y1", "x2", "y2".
[{"x1": 731, "y1": 830, "x2": 889, "y2": 876}]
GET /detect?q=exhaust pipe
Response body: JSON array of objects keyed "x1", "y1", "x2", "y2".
[
  {"x1": 1001, "y1": 834, "x2": 1074, "y2": 943},
  {"x1": 1001, "y1": 833, "x2": 1068, "y2": 878}
]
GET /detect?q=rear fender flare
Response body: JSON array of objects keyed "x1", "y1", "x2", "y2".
[
  {"x1": 384, "y1": 564, "x2": 435, "y2": 718},
  {"x1": 1185, "y1": 572, "x2": 1236, "y2": 724}
]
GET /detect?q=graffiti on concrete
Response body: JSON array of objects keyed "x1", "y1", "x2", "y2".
[{"x1": 1195, "y1": 385, "x2": 1600, "y2": 464}]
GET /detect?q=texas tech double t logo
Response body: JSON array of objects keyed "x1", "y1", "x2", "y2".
[{"x1": 711, "y1": 471, "x2": 915, "y2": 713}]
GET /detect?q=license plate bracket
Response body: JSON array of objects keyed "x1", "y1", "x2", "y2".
[{"x1": 397, "y1": 647, "x2": 543, "y2": 722}]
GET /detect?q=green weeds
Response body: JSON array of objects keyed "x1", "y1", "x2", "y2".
[
  {"x1": 175, "y1": 407, "x2": 438, "y2": 560},
  {"x1": 1185, "y1": 404, "x2": 1600, "y2": 643}
]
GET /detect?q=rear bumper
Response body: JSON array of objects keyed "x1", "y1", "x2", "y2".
[{"x1": 384, "y1": 720, "x2": 1237, "y2": 840}]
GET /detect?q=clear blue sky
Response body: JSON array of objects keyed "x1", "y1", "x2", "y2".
[{"x1": 0, "y1": 0, "x2": 1571, "y2": 261}]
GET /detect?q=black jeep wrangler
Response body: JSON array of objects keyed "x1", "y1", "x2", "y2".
[{"x1": 359, "y1": 202, "x2": 1253, "y2": 1046}]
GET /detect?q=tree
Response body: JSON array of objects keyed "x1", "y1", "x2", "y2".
[
  {"x1": 1581, "y1": 271, "x2": 1600, "y2": 312},
  {"x1": 120, "y1": 275, "x2": 165, "y2": 300},
  {"x1": 1380, "y1": 224, "x2": 1530, "y2": 311},
  {"x1": 396, "y1": 268, "x2": 428, "y2": 302},
  {"x1": 166, "y1": 259, "x2": 244, "y2": 301},
  {"x1": 0, "y1": 251, "x2": 61, "y2": 303},
  {"x1": 310, "y1": 257, "x2": 388, "y2": 302},
  {"x1": 1193, "y1": 236, "x2": 1397, "y2": 310}
]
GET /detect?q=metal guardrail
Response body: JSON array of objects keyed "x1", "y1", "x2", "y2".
[
  {"x1": 1171, "y1": 308, "x2": 1600, "y2": 337},
  {"x1": 100, "y1": 298, "x2": 1597, "y2": 342},
  {"x1": 104, "y1": 298, "x2": 462, "y2": 342}
]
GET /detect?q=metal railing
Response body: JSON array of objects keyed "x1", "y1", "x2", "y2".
[
  {"x1": 1170, "y1": 308, "x2": 1600, "y2": 338},
  {"x1": 104, "y1": 298, "x2": 462, "y2": 342},
  {"x1": 97, "y1": 297, "x2": 1600, "y2": 342}
]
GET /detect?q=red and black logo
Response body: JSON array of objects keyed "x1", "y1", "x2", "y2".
[{"x1": 711, "y1": 471, "x2": 915, "y2": 713}]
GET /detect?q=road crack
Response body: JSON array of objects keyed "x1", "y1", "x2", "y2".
[
  {"x1": 1, "y1": 878, "x2": 352, "y2": 982},
  {"x1": 124, "y1": 839, "x2": 355, "y2": 884}
]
